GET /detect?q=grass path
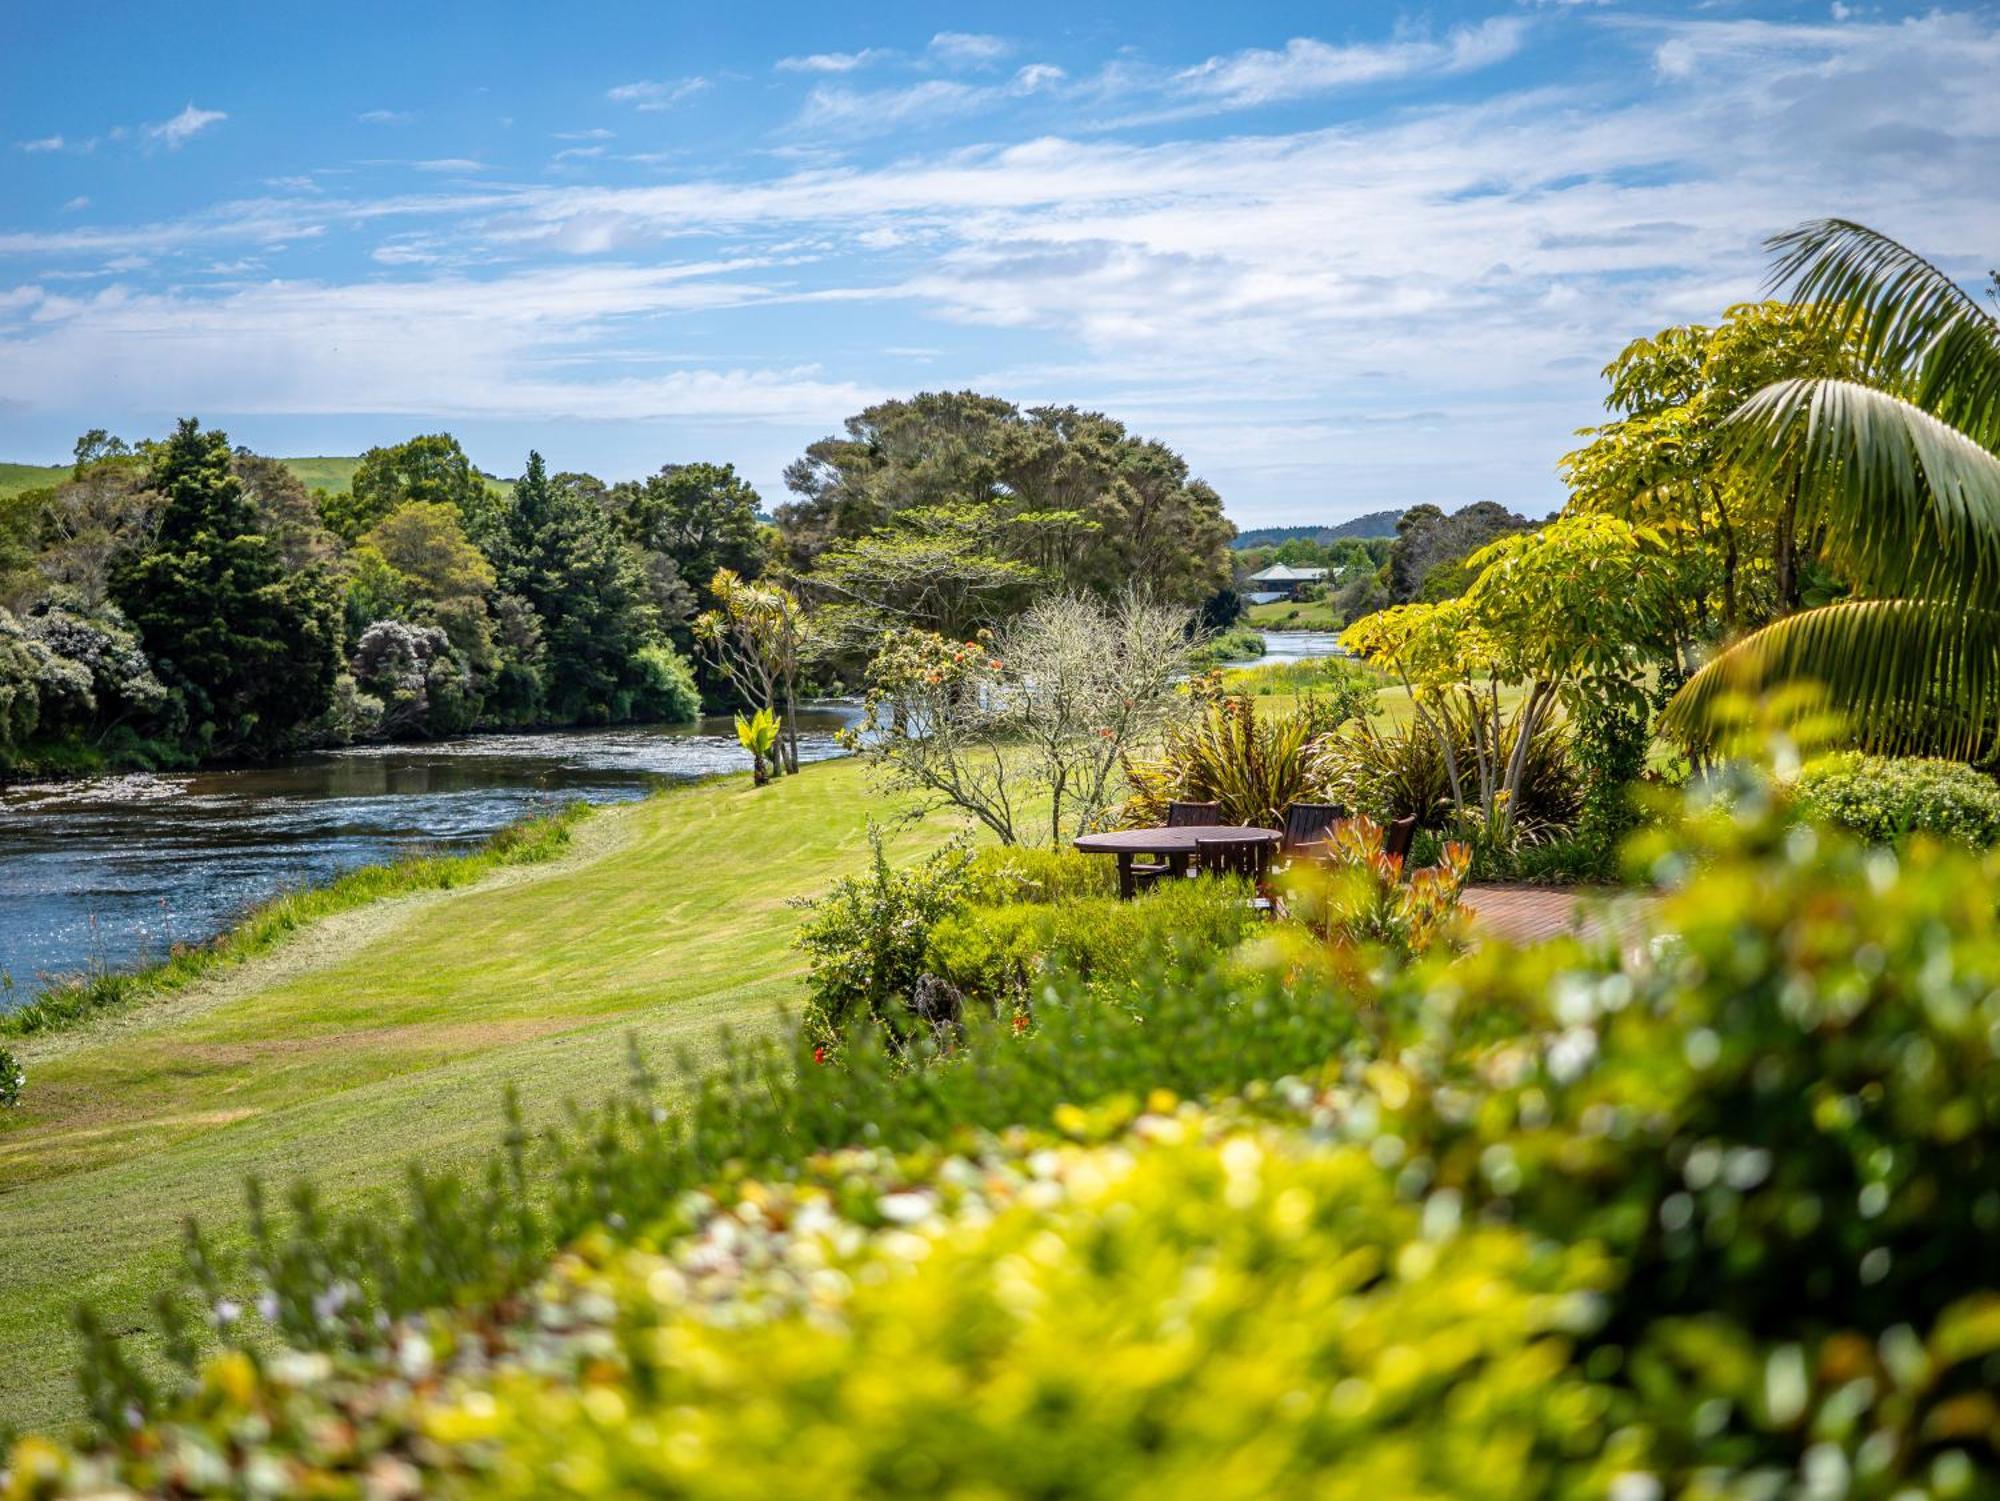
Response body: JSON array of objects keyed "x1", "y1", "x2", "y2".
[{"x1": 0, "y1": 758, "x2": 929, "y2": 1433}]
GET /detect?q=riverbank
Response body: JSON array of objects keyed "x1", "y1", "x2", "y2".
[{"x1": 0, "y1": 757, "x2": 937, "y2": 1434}]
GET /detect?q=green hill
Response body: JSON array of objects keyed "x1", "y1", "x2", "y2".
[
  {"x1": 0, "y1": 462, "x2": 68, "y2": 499},
  {"x1": 1232, "y1": 511, "x2": 1403, "y2": 548},
  {"x1": 0, "y1": 455, "x2": 515, "y2": 500}
]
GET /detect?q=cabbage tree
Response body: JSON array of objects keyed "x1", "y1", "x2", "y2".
[{"x1": 1663, "y1": 221, "x2": 2000, "y2": 759}]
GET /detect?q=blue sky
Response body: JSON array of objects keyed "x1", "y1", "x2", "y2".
[{"x1": 4, "y1": 1, "x2": 1997, "y2": 527}]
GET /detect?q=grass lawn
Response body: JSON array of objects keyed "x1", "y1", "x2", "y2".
[
  {"x1": 0, "y1": 758, "x2": 933, "y2": 1433},
  {"x1": 1246, "y1": 597, "x2": 1340, "y2": 631}
]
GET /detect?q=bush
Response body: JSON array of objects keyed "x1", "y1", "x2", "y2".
[
  {"x1": 1185, "y1": 622, "x2": 1264, "y2": 667},
  {"x1": 1793, "y1": 751, "x2": 2000, "y2": 847},
  {"x1": 1124, "y1": 694, "x2": 1336, "y2": 828},
  {"x1": 623, "y1": 641, "x2": 702, "y2": 723},
  {"x1": 26, "y1": 794, "x2": 2000, "y2": 1498},
  {"x1": 0, "y1": 1046, "x2": 21, "y2": 1108},
  {"x1": 961, "y1": 845, "x2": 1117, "y2": 906},
  {"x1": 928, "y1": 876, "x2": 1255, "y2": 1009},
  {"x1": 1277, "y1": 814, "x2": 1472, "y2": 960},
  {"x1": 1315, "y1": 697, "x2": 1579, "y2": 835},
  {"x1": 792, "y1": 828, "x2": 974, "y2": 1041}
]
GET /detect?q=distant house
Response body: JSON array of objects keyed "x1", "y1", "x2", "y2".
[{"x1": 1244, "y1": 564, "x2": 1328, "y2": 602}]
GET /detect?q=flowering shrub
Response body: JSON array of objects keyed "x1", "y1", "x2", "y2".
[
  {"x1": 0, "y1": 1047, "x2": 22, "y2": 1108},
  {"x1": 1277, "y1": 814, "x2": 1472, "y2": 960},
  {"x1": 1793, "y1": 751, "x2": 2000, "y2": 848}
]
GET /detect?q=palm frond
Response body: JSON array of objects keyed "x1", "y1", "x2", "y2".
[
  {"x1": 1725, "y1": 378, "x2": 2000, "y2": 603},
  {"x1": 1767, "y1": 218, "x2": 2000, "y2": 445},
  {"x1": 1664, "y1": 597, "x2": 2000, "y2": 760}
]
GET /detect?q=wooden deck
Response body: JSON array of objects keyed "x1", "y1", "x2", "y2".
[{"x1": 1461, "y1": 884, "x2": 1636, "y2": 945}]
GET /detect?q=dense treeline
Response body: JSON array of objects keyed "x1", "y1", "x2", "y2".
[
  {"x1": 0, "y1": 423, "x2": 725, "y2": 772},
  {"x1": 0, "y1": 393, "x2": 1238, "y2": 774}
]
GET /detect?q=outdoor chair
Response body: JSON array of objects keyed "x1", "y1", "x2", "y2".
[
  {"x1": 1194, "y1": 834, "x2": 1276, "y2": 915},
  {"x1": 1279, "y1": 801, "x2": 1345, "y2": 858},
  {"x1": 1384, "y1": 815, "x2": 1419, "y2": 867},
  {"x1": 1128, "y1": 800, "x2": 1224, "y2": 895}
]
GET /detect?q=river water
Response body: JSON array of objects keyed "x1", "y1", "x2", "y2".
[
  {"x1": 0, "y1": 629, "x2": 1339, "y2": 1006},
  {"x1": 0, "y1": 709, "x2": 857, "y2": 1006}
]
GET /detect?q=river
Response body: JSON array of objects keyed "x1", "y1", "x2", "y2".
[
  {"x1": 0, "y1": 629, "x2": 1340, "y2": 1005},
  {"x1": 0, "y1": 709, "x2": 857, "y2": 1006}
]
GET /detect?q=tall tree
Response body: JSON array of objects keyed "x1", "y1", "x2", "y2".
[
  {"x1": 111, "y1": 419, "x2": 342, "y2": 755},
  {"x1": 609, "y1": 461, "x2": 767, "y2": 610},
  {"x1": 777, "y1": 392, "x2": 1233, "y2": 604},
  {"x1": 502, "y1": 452, "x2": 660, "y2": 723},
  {"x1": 1664, "y1": 221, "x2": 2000, "y2": 759},
  {"x1": 325, "y1": 433, "x2": 505, "y2": 549}
]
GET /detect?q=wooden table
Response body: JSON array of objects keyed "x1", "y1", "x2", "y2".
[{"x1": 1073, "y1": 826, "x2": 1281, "y2": 898}]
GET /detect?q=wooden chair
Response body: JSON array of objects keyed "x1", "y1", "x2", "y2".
[
  {"x1": 1384, "y1": 815, "x2": 1419, "y2": 866},
  {"x1": 1279, "y1": 801, "x2": 1344, "y2": 857},
  {"x1": 1129, "y1": 801, "x2": 1224, "y2": 895},
  {"x1": 1194, "y1": 835, "x2": 1276, "y2": 914}
]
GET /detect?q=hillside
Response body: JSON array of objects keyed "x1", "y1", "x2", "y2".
[
  {"x1": 1232, "y1": 510, "x2": 1402, "y2": 548},
  {"x1": 0, "y1": 455, "x2": 515, "y2": 500}
]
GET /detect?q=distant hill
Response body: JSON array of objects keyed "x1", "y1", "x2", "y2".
[
  {"x1": 0, "y1": 462, "x2": 67, "y2": 499},
  {"x1": 1232, "y1": 511, "x2": 1403, "y2": 548},
  {"x1": 0, "y1": 455, "x2": 515, "y2": 501}
]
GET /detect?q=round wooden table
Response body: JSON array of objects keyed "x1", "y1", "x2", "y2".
[{"x1": 1073, "y1": 825, "x2": 1281, "y2": 898}]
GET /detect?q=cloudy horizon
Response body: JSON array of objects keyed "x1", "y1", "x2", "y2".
[{"x1": 4, "y1": 2, "x2": 1997, "y2": 527}]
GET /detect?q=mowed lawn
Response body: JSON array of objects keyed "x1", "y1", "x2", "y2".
[{"x1": 0, "y1": 758, "x2": 934, "y2": 1433}]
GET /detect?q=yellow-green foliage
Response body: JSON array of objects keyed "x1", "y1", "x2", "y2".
[{"x1": 7, "y1": 1108, "x2": 1630, "y2": 1500}]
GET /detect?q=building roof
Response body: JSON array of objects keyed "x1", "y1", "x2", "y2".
[{"x1": 1247, "y1": 564, "x2": 1328, "y2": 583}]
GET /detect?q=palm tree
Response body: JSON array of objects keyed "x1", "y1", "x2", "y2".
[{"x1": 1663, "y1": 220, "x2": 2000, "y2": 759}]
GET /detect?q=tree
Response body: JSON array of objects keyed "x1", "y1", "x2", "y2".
[
  {"x1": 1386, "y1": 501, "x2": 1534, "y2": 604},
  {"x1": 609, "y1": 461, "x2": 767, "y2": 610},
  {"x1": 1563, "y1": 301, "x2": 1856, "y2": 638},
  {"x1": 231, "y1": 453, "x2": 340, "y2": 571},
  {"x1": 694, "y1": 568, "x2": 810, "y2": 774},
  {"x1": 111, "y1": 419, "x2": 343, "y2": 756},
  {"x1": 778, "y1": 392, "x2": 1233, "y2": 604},
  {"x1": 326, "y1": 434, "x2": 504, "y2": 548},
  {"x1": 850, "y1": 593, "x2": 1197, "y2": 846},
  {"x1": 502, "y1": 452, "x2": 664, "y2": 724},
  {"x1": 1663, "y1": 221, "x2": 2000, "y2": 760},
  {"x1": 1343, "y1": 515, "x2": 1680, "y2": 841}
]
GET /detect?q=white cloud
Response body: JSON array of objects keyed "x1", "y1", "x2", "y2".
[
  {"x1": 555, "y1": 127, "x2": 616, "y2": 141},
  {"x1": 1012, "y1": 64, "x2": 1066, "y2": 93},
  {"x1": 358, "y1": 108, "x2": 415, "y2": 125},
  {"x1": 0, "y1": 263, "x2": 875, "y2": 423},
  {"x1": 929, "y1": 31, "x2": 1012, "y2": 66},
  {"x1": 1173, "y1": 18, "x2": 1527, "y2": 108},
  {"x1": 17, "y1": 135, "x2": 66, "y2": 153},
  {"x1": 777, "y1": 48, "x2": 886, "y2": 73},
  {"x1": 554, "y1": 145, "x2": 607, "y2": 162},
  {"x1": 147, "y1": 103, "x2": 227, "y2": 149},
  {"x1": 412, "y1": 158, "x2": 487, "y2": 173},
  {"x1": 607, "y1": 76, "x2": 710, "y2": 110},
  {"x1": 6, "y1": 10, "x2": 1999, "y2": 521},
  {"x1": 62, "y1": 196, "x2": 89, "y2": 212},
  {"x1": 796, "y1": 79, "x2": 985, "y2": 135}
]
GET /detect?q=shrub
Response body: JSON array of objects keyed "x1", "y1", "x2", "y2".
[
  {"x1": 1185, "y1": 621, "x2": 1264, "y2": 667},
  {"x1": 961, "y1": 844, "x2": 1116, "y2": 906},
  {"x1": 792, "y1": 828, "x2": 974, "y2": 1041},
  {"x1": 928, "y1": 876, "x2": 1255, "y2": 1009},
  {"x1": 1277, "y1": 814, "x2": 1472, "y2": 961},
  {"x1": 1315, "y1": 697, "x2": 1579, "y2": 836},
  {"x1": 1123, "y1": 694, "x2": 1331, "y2": 828},
  {"x1": 625, "y1": 641, "x2": 702, "y2": 723},
  {"x1": 1793, "y1": 751, "x2": 2000, "y2": 847},
  {"x1": 0, "y1": 1046, "x2": 21, "y2": 1108}
]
